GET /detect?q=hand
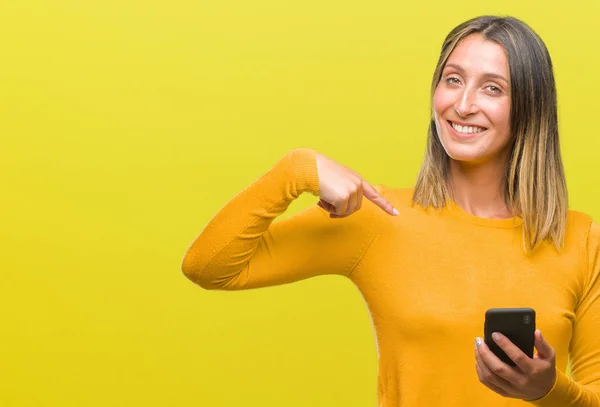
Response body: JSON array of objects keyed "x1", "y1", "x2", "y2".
[
  {"x1": 474, "y1": 330, "x2": 557, "y2": 401},
  {"x1": 315, "y1": 152, "x2": 399, "y2": 218}
]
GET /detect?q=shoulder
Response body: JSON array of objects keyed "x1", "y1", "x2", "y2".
[
  {"x1": 564, "y1": 210, "x2": 600, "y2": 277},
  {"x1": 569, "y1": 209, "x2": 600, "y2": 252},
  {"x1": 567, "y1": 209, "x2": 594, "y2": 226},
  {"x1": 565, "y1": 210, "x2": 600, "y2": 303},
  {"x1": 369, "y1": 185, "x2": 429, "y2": 230},
  {"x1": 374, "y1": 185, "x2": 415, "y2": 209},
  {"x1": 566, "y1": 209, "x2": 596, "y2": 243}
]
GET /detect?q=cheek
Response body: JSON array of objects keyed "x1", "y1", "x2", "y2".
[
  {"x1": 433, "y1": 85, "x2": 453, "y2": 115},
  {"x1": 485, "y1": 101, "x2": 511, "y2": 131}
]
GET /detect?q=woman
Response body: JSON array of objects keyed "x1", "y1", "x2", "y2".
[{"x1": 181, "y1": 15, "x2": 600, "y2": 406}]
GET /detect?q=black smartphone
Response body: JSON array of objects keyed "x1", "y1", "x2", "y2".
[{"x1": 484, "y1": 308, "x2": 535, "y2": 366}]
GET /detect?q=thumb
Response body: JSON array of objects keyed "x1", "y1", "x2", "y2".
[
  {"x1": 362, "y1": 182, "x2": 399, "y2": 216},
  {"x1": 534, "y1": 330, "x2": 554, "y2": 360}
]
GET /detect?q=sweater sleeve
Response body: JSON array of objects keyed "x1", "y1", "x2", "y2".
[
  {"x1": 532, "y1": 221, "x2": 600, "y2": 406},
  {"x1": 180, "y1": 148, "x2": 382, "y2": 290}
]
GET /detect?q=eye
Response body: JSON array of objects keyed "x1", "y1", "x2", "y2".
[
  {"x1": 445, "y1": 76, "x2": 461, "y2": 85},
  {"x1": 486, "y1": 85, "x2": 502, "y2": 94}
]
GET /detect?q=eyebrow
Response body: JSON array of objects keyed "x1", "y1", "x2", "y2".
[{"x1": 444, "y1": 63, "x2": 508, "y2": 84}]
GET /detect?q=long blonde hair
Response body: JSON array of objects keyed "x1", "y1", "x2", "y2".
[{"x1": 413, "y1": 16, "x2": 568, "y2": 252}]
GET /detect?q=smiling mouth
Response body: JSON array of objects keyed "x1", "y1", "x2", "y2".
[{"x1": 447, "y1": 120, "x2": 488, "y2": 135}]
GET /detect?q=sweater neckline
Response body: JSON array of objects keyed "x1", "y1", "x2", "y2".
[{"x1": 445, "y1": 198, "x2": 523, "y2": 229}]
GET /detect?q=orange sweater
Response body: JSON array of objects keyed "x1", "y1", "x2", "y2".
[{"x1": 181, "y1": 148, "x2": 600, "y2": 407}]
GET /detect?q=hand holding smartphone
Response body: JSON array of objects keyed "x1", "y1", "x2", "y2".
[{"x1": 484, "y1": 308, "x2": 536, "y2": 366}]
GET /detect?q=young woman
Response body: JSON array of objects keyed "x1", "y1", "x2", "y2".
[{"x1": 181, "y1": 15, "x2": 600, "y2": 406}]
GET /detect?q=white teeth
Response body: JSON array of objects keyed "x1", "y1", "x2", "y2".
[{"x1": 451, "y1": 122, "x2": 485, "y2": 134}]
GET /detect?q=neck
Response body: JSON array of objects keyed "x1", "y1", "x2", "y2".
[{"x1": 447, "y1": 158, "x2": 513, "y2": 220}]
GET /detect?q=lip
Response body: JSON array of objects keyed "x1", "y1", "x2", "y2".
[
  {"x1": 449, "y1": 119, "x2": 487, "y2": 128},
  {"x1": 446, "y1": 120, "x2": 488, "y2": 139}
]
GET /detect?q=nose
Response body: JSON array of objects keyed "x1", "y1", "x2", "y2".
[{"x1": 454, "y1": 87, "x2": 479, "y2": 117}]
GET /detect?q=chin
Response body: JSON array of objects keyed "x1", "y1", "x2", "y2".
[
  {"x1": 443, "y1": 143, "x2": 504, "y2": 166},
  {"x1": 438, "y1": 131, "x2": 497, "y2": 166},
  {"x1": 445, "y1": 148, "x2": 485, "y2": 164}
]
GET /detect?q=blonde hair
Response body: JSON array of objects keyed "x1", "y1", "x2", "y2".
[{"x1": 413, "y1": 16, "x2": 568, "y2": 252}]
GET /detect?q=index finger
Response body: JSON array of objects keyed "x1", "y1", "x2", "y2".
[
  {"x1": 489, "y1": 332, "x2": 534, "y2": 374},
  {"x1": 362, "y1": 181, "x2": 399, "y2": 216},
  {"x1": 477, "y1": 338, "x2": 523, "y2": 384}
]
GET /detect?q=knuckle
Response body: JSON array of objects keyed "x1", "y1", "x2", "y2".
[
  {"x1": 498, "y1": 389, "x2": 509, "y2": 397},
  {"x1": 492, "y1": 365, "x2": 504, "y2": 375},
  {"x1": 331, "y1": 202, "x2": 344, "y2": 213},
  {"x1": 338, "y1": 192, "x2": 351, "y2": 203},
  {"x1": 350, "y1": 173, "x2": 361, "y2": 184},
  {"x1": 345, "y1": 184, "x2": 356, "y2": 194}
]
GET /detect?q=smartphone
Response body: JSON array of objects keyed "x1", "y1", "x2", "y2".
[{"x1": 484, "y1": 308, "x2": 535, "y2": 366}]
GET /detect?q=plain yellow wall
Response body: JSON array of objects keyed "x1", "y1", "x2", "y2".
[{"x1": 2, "y1": 0, "x2": 600, "y2": 406}]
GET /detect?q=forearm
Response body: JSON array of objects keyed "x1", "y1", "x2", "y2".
[
  {"x1": 531, "y1": 369, "x2": 600, "y2": 406},
  {"x1": 181, "y1": 148, "x2": 319, "y2": 289}
]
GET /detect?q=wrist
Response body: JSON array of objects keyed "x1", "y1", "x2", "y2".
[{"x1": 290, "y1": 148, "x2": 319, "y2": 196}]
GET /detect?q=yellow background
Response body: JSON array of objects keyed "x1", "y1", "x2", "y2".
[{"x1": 2, "y1": 0, "x2": 599, "y2": 405}]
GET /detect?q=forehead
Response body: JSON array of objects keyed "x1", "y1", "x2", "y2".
[{"x1": 445, "y1": 34, "x2": 509, "y2": 77}]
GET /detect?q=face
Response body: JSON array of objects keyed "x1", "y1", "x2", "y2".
[{"x1": 433, "y1": 34, "x2": 512, "y2": 166}]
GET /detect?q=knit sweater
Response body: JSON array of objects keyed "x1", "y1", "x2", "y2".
[{"x1": 181, "y1": 148, "x2": 600, "y2": 407}]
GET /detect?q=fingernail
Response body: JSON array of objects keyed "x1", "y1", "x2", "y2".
[
  {"x1": 475, "y1": 337, "x2": 482, "y2": 349},
  {"x1": 393, "y1": 208, "x2": 399, "y2": 216},
  {"x1": 492, "y1": 332, "x2": 501, "y2": 341}
]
